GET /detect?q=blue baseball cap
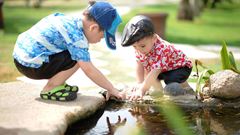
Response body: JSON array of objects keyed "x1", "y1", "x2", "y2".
[{"x1": 88, "y1": 1, "x2": 122, "y2": 50}]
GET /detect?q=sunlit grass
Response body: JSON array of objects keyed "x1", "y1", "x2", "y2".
[{"x1": 119, "y1": 2, "x2": 240, "y2": 46}]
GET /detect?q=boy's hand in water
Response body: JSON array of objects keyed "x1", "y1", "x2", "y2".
[
  {"x1": 106, "y1": 88, "x2": 125, "y2": 101},
  {"x1": 127, "y1": 84, "x2": 147, "y2": 101}
]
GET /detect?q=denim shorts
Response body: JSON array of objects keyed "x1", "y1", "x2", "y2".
[
  {"x1": 14, "y1": 51, "x2": 77, "y2": 79},
  {"x1": 157, "y1": 66, "x2": 192, "y2": 84}
]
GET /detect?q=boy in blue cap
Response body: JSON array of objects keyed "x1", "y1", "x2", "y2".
[{"x1": 13, "y1": 1, "x2": 123, "y2": 101}]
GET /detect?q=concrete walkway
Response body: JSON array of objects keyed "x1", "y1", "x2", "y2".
[{"x1": 0, "y1": 82, "x2": 105, "y2": 135}]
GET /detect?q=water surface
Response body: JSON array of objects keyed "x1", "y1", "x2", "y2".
[{"x1": 66, "y1": 102, "x2": 240, "y2": 135}]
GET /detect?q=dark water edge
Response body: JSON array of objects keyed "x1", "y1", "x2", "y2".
[{"x1": 65, "y1": 101, "x2": 240, "y2": 135}]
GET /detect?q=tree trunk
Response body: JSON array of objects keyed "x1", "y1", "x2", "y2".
[
  {"x1": 190, "y1": 0, "x2": 204, "y2": 17},
  {"x1": 211, "y1": 0, "x2": 221, "y2": 9},
  {"x1": 177, "y1": 0, "x2": 194, "y2": 21},
  {"x1": 33, "y1": 0, "x2": 43, "y2": 8},
  {"x1": 25, "y1": 0, "x2": 30, "y2": 7},
  {"x1": 0, "y1": 1, "x2": 4, "y2": 30},
  {"x1": 25, "y1": 0, "x2": 43, "y2": 8}
]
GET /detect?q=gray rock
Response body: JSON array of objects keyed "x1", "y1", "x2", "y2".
[
  {"x1": 100, "y1": 84, "x2": 240, "y2": 109},
  {"x1": 209, "y1": 70, "x2": 240, "y2": 99},
  {"x1": 163, "y1": 83, "x2": 185, "y2": 96},
  {"x1": 202, "y1": 86, "x2": 210, "y2": 95},
  {"x1": 0, "y1": 81, "x2": 105, "y2": 135}
]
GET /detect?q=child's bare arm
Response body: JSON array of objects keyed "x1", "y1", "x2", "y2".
[
  {"x1": 140, "y1": 69, "x2": 161, "y2": 95},
  {"x1": 136, "y1": 61, "x2": 144, "y2": 83},
  {"x1": 129, "y1": 69, "x2": 161, "y2": 101},
  {"x1": 78, "y1": 61, "x2": 123, "y2": 100}
]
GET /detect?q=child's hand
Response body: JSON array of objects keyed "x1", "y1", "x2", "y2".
[
  {"x1": 128, "y1": 88, "x2": 145, "y2": 101},
  {"x1": 106, "y1": 88, "x2": 125, "y2": 101},
  {"x1": 131, "y1": 83, "x2": 141, "y2": 92},
  {"x1": 127, "y1": 84, "x2": 146, "y2": 101}
]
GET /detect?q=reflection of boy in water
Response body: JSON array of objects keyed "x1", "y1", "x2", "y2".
[
  {"x1": 106, "y1": 115, "x2": 127, "y2": 134},
  {"x1": 129, "y1": 105, "x2": 173, "y2": 135}
]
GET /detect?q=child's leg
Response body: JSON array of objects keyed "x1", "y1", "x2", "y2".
[
  {"x1": 180, "y1": 81, "x2": 191, "y2": 89},
  {"x1": 180, "y1": 81, "x2": 194, "y2": 94},
  {"x1": 148, "y1": 79, "x2": 163, "y2": 97},
  {"x1": 14, "y1": 51, "x2": 79, "y2": 101},
  {"x1": 152, "y1": 79, "x2": 163, "y2": 91},
  {"x1": 158, "y1": 66, "x2": 193, "y2": 95},
  {"x1": 42, "y1": 64, "x2": 79, "y2": 92},
  {"x1": 14, "y1": 51, "x2": 79, "y2": 92}
]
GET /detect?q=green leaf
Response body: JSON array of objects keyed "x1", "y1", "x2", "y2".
[
  {"x1": 196, "y1": 69, "x2": 214, "y2": 93},
  {"x1": 202, "y1": 76, "x2": 210, "y2": 80},
  {"x1": 231, "y1": 67, "x2": 240, "y2": 74},
  {"x1": 160, "y1": 102, "x2": 194, "y2": 135},
  {"x1": 229, "y1": 51, "x2": 237, "y2": 69},
  {"x1": 195, "y1": 59, "x2": 208, "y2": 69},
  {"x1": 220, "y1": 42, "x2": 231, "y2": 70}
]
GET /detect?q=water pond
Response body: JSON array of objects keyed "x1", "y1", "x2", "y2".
[{"x1": 66, "y1": 101, "x2": 240, "y2": 135}]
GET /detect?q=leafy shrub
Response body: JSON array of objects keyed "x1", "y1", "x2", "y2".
[{"x1": 195, "y1": 42, "x2": 240, "y2": 99}]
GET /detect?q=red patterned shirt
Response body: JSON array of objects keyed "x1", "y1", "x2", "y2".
[{"x1": 135, "y1": 36, "x2": 192, "y2": 73}]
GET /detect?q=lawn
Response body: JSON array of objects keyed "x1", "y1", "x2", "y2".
[
  {"x1": 118, "y1": 2, "x2": 240, "y2": 46},
  {"x1": 0, "y1": 1, "x2": 239, "y2": 82}
]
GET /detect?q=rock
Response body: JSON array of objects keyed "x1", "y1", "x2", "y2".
[
  {"x1": 209, "y1": 70, "x2": 240, "y2": 99},
  {"x1": 101, "y1": 82, "x2": 240, "y2": 110},
  {"x1": 0, "y1": 81, "x2": 105, "y2": 135},
  {"x1": 202, "y1": 86, "x2": 210, "y2": 95},
  {"x1": 163, "y1": 83, "x2": 185, "y2": 96}
]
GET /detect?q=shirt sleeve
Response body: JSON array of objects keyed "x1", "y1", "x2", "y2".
[
  {"x1": 61, "y1": 16, "x2": 90, "y2": 62},
  {"x1": 67, "y1": 43, "x2": 90, "y2": 62}
]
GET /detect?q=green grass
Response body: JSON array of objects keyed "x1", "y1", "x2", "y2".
[
  {"x1": 4, "y1": 5, "x2": 85, "y2": 34},
  {"x1": 118, "y1": 2, "x2": 240, "y2": 46}
]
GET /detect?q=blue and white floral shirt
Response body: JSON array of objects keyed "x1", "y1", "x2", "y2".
[{"x1": 13, "y1": 13, "x2": 90, "y2": 68}]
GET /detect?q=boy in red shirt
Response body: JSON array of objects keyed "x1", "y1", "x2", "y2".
[{"x1": 121, "y1": 15, "x2": 193, "y2": 101}]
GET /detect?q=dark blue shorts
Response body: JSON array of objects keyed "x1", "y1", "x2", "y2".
[
  {"x1": 14, "y1": 51, "x2": 77, "y2": 79},
  {"x1": 157, "y1": 66, "x2": 192, "y2": 84}
]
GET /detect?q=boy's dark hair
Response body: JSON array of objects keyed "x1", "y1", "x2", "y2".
[
  {"x1": 83, "y1": 0, "x2": 103, "y2": 31},
  {"x1": 121, "y1": 15, "x2": 155, "y2": 47}
]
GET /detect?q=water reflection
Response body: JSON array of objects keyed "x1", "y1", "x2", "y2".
[
  {"x1": 191, "y1": 108, "x2": 240, "y2": 135},
  {"x1": 66, "y1": 102, "x2": 240, "y2": 135},
  {"x1": 128, "y1": 105, "x2": 173, "y2": 135},
  {"x1": 106, "y1": 115, "x2": 127, "y2": 134}
]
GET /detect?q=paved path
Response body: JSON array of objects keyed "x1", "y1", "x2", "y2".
[{"x1": 0, "y1": 81, "x2": 105, "y2": 135}]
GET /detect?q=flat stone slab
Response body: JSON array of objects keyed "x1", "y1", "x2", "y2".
[
  {"x1": 0, "y1": 81, "x2": 105, "y2": 135},
  {"x1": 150, "y1": 95, "x2": 240, "y2": 109},
  {"x1": 107, "y1": 92, "x2": 240, "y2": 109}
]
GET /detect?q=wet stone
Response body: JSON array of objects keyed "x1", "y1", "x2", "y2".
[{"x1": 163, "y1": 82, "x2": 186, "y2": 96}]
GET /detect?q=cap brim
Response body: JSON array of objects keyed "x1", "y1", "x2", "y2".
[
  {"x1": 104, "y1": 31, "x2": 116, "y2": 50},
  {"x1": 104, "y1": 13, "x2": 122, "y2": 50}
]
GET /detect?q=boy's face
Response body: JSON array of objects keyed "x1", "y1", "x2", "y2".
[
  {"x1": 132, "y1": 35, "x2": 156, "y2": 55},
  {"x1": 87, "y1": 23, "x2": 104, "y2": 44}
]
